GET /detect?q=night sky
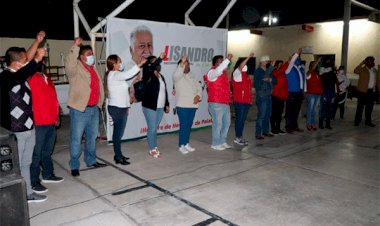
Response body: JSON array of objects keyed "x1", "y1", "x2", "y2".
[{"x1": 1, "y1": 0, "x2": 379, "y2": 40}]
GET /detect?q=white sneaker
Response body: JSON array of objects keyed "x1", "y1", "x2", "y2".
[
  {"x1": 222, "y1": 143, "x2": 232, "y2": 149},
  {"x1": 185, "y1": 143, "x2": 195, "y2": 152},
  {"x1": 178, "y1": 145, "x2": 189, "y2": 154},
  {"x1": 211, "y1": 145, "x2": 226, "y2": 151}
]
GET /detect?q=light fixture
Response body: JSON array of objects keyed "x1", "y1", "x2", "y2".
[{"x1": 262, "y1": 11, "x2": 278, "y2": 26}]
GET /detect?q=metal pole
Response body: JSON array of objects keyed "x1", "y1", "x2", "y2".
[{"x1": 341, "y1": 0, "x2": 351, "y2": 72}]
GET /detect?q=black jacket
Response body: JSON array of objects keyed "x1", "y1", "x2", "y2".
[{"x1": 141, "y1": 58, "x2": 169, "y2": 111}]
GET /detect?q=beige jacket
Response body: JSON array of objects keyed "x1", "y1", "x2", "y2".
[
  {"x1": 65, "y1": 45, "x2": 104, "y2": 112},
  {"x1": 173, "y1": 64, "x2": 202, "y2": 108},
  {"x1": 354, "y1": 62, "x2": 379, "y2": 95}
]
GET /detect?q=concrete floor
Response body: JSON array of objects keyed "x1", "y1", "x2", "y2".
[{"x1": 28, "y1": 99, "x2": 379, "y2": 226}]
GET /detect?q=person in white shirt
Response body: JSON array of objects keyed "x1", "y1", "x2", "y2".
[
  {"x1": 173, "y1": 55, "x2": 202, "y2": 154},
  {"x1": 332, "y1": 66, "x2": 350, "y2": 119},
  {"x1": 104, "y1": 54, "x2": 146, "y2": 165},
  {"x1": 203, "y1": 54, "x2": 233, "y2": 151}
]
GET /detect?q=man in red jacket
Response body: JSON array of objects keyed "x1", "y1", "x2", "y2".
[{"x1": 28, "y1": 58, "x2": 64, "y2": 194}]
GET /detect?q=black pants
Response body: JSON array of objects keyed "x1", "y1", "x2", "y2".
[
  {"x1": 270, "y1": 96, "x2": 285, "y2": 133},
  {"x1": 355, "y1": 89, "x2": 376, "y2": 124},
  {"x1": 285, "y1": 92, "x2": 303, "y2": 130}
]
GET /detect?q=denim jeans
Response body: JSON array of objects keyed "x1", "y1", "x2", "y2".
[
  {"x1": 306, "y1": 94, "x2": 320, "y2": 125},
  {"x1": 233, "y1": 102, "x2": 250, "y2": 138},
  {"x1": 108, "y1": 105, "x2": 128, "y2": 160},
  {"x1": 255, "y1": 95, "x2": 272, "y2": 136},
  {"x1": 208, "y1": 103, "x2": 231, "y2": 146},
  {"x1": 69, "y1": 106, "x2": 99, "y2": 170},
  {"x1": 30, "y1": 125, "x2": 56, "y2": 187},
  {"x1": 177, "y1": 107, "x2": 196, "y2": 147},
  {"x1": 142, "y1": 107, "x2": 164, "y2": 149},
  {"x1": 15, "y1": 129, "x2": 35, "y2": 196}
]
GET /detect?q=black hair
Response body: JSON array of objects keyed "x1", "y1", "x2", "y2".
[
  {"x1": 4, "y1": 47, "x2": 26, "y2": 66},
  {"x1": 212, "y1": 55, "x2": 223, "y2": 66},
  {"x1": 78, "y1": 45, "x2": 93, "y2": 59}
]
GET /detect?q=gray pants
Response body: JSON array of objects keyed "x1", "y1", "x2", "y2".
[{"x1": 15, "y1": 129, "x2": 35, "y2": 196}]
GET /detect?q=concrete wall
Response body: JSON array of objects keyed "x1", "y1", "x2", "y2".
[
  {"x1": 227, "y1": 19, "x2": 380, "y2": 74},
  {"x1": 0, "y1": 38, "x2": 105, "y2": 74}
]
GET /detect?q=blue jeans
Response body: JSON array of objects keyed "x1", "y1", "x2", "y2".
[
  {"x1": 69, "y1": 106, "x2": 99, "y2": 170},
  {"x1": 30, "y1": 125, "x2": 56, "y2": 186},
  {"x1": 233, "y1": 102, "x2": 250, "y2": 138},
  {"x1": 177, "y1": 107, "x2": 196, "y2": 146},
  {"x1": 108, "y1": 105, "x2": 128, "y2": 160},
  {"x1": 256, "y1": 95, "x2": 272, "y2": 136},
  {"x1": 142, "y1": 107, "x2": 164, "y2": 149},
  {"x1": 306, "y1": 94, "x2": 320, "y2": 125},
  {"x1": 208, "y1": 103, "x2": 231, "y2": 146},
  {"x1": 15, "y1": 129, "x2": 35, "y2": 196}
]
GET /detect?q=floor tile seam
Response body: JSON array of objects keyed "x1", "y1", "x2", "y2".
[
  {"x1": 97, "y1": 157, "x2": 241, "y2": 226},
  {"x1": 276, "y1": 159, "x2": 380, "y2": 189}
]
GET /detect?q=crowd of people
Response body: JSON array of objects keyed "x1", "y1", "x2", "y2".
[{"x1": 0, "y1": 29, "x2": 379, "y2": 204}]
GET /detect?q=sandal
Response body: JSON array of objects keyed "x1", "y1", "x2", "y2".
[{"x1": 149, "y1": 148, "x2": 160, "y2": 158}]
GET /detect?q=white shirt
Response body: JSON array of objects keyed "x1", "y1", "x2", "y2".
[
  {"x1": 107, "y1": 65, "x2": 140, "y2": 108},
  {"x1": 157, "y1": 76, "x2": 166, "y2": 108},
  {"x1": 207, "y1": 58, "x2": 230, "y2": 81},
  {"x1": 232, "y1": 68, "x2": 243, "y2": 82},
  {"x1": 368, "y1": 67, "x2": 375, "y2": 89}
]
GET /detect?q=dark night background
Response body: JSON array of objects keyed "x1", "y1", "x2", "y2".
[{"x1": 1, "y1": 0, "x2": 379, "y2": 40}]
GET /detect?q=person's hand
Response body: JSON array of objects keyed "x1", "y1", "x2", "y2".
[
  {"x1": 74, "y1": 37, "x2": 82, "y2": 46},
  {"x1": 193, "y1": 95, "x2": 201, "y2": 104},
  {"x1": 55, "y1": 117, "x2": 60, "y2": 127},
  {"x1": 159, "y1": 52, "x2": 166, "y2": 59},
  {"x1": 172, "y1": 89, "x2": 176, "y2": 96},
  {"x1": 165, "y1": 106, "x2": 170, "y2": 113},
  {"x1": 227, "y1": 53, "x2": 233, "y2": 60},
  {"x1": 36, "y1": 31, "x2": 46, "y2": 43},
  {"x1": 138, "y1": 58, "x2": 147, "y2": 68},
  {"x1": 248, "y1": 52, "x2": 254, "y2": 58},
  {"x1": 35, "y1": 48, "x2": 46, "y2": 62},
  {"x1": 296, "y1": 48, "x2": 302, "y2": 55}
]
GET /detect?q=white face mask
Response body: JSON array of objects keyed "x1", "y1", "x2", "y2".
[
  {"x1": 85, "y1": 55, "x2": 95, "y2": 66},
  {"x1": 119, "y1": 63, "x2": 125, "y2": 72},
  {"x1": 242, "y1": 65, "x2": 248, "y2": 72}
]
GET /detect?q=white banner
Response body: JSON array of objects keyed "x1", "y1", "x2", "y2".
[{"x1": 106, "y1": 18, "x2": 227, "y2": 141}]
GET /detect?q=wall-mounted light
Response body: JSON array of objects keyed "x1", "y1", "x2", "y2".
[{"x1": 262, "y1": 11, "x2": 278, "y2": 26}]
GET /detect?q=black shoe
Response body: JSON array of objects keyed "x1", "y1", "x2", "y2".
[
  {"x1": 32, "y1": 183, "x2": 48, "y2": 194},
  {"x1": 71, "y1": 169, "x2": 80, "y2": 177},
  {"x1": 89, "y1": 162, "x2": 107, "y2": 168},
  {"x1": 122, "y1": 156, "x2": 130, "y2": 161},
  {"x1": 365, "y1": 122, "x2": 376, "y2": 127},
  {"x1": 326, "y1": 125, "x2": 332, "y2": 130},
  {"x1": 115, "y1": 158, "x2": 130, "y2": 165}
]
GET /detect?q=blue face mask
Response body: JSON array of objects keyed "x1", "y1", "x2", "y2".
[
  {"x1": 119, "y1": 63, "x2": 125, "y2": 72},
  {"x1": 85, "y1": 55, "x2": 95, "y2": 66}
]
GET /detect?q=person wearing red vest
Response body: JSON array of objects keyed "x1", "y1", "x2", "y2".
[
  {"x1": 204, "y1": 54, "x2": 233, "y2": 151},
  {"x1": 28, "y1": 58, "x2": 64, "y2": 194},
  {"x1": 270, "y1": 60, "x2": 288, "y2": 135},
  {"x1": 232, "y1": 53, "x2": 254, "y2": 146},
  {"x1": 306, "y1": 58, "x2": 323, "y2": 130}
]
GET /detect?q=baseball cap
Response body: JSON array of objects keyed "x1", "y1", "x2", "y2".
[{"x1": 260, "y1": 55, "x2": 270, "y2": 62}]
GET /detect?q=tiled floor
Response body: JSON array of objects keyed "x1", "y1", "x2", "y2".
[{"x1": 26, "y1": 99, "x2": 379, "y2": 226}]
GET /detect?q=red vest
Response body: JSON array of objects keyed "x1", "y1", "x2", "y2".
[
  {"x1": 306, "y1": 71, "x2": 323, "y2": 95},
  {"x1": 28, "y1": 73, "x2": 59, "y2": 125},
  {"x1": 272, "y1": 63, "x2": 289, "y2": 100},
  {"x1": 232, "y1": 71, "x2": 252, "y2": 104},
  {"x1": 203, "y1": 66, "x2": 231, "y2": 104}
]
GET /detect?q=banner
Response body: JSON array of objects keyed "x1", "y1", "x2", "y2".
[{"x1": 106, "y1": 18, "x2": 227, "y2": 141}]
